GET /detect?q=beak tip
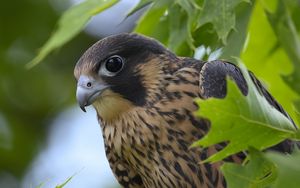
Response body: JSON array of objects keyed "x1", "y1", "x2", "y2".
[
  {"x1": 76, "y1": 75, "x2": 107, "y2": 113},
  {"x1": 80, "y1": 105, "x2": 87, "y2": 113}
]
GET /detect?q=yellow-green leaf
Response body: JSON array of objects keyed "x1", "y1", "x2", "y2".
[
  {"x1": 55, "y1": 175, "x2": 74, "y2": 188},
  {"x1": 193, "y1": 62, "x2": 299, "y2": 162},
  {"x1": 241, "y1": 1, "x2": 299, "y2": 125},
  {"x1": 265, "y1": 148, "x2": 300, "y2": 188},
  {"x1": 222, "y1": 149, "x2": 277, "y2": 188},
  {"x1": 27, "y1": 0, "x2": 119, "y2": 68},
  {"x1": 134, "y1": 0, "x2": 172, "y2": 36},
  {"x1": 266, "y1": 0, "x2": 300, "y2": 95}
]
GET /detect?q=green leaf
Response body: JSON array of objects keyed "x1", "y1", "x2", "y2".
[
  {"x1": 167, "y1": 4, "x2": 192, "y2": 52},
  {"x1": 55, "y1": 175, "x2": 74, "y2": 188},
  {"x1": 126, "y1": 0, "x2": 153, "y2": 17},
  {"x1": 241, "y1": 1, "x2": 299, "y2": 125},
  {"x1": 192, "y1": 24, "x2": 220, "y2": 52},
  {"x1": 167, "y1": 0, "x2": 200, "y2": 52},
  {"x1": 192, "y1": 62, "x2": 299, "y2": 162},
  {"x1": 27, "y1": 0, "x2": 119, "y2": 68},
  {"x1": 148, "y1": 15, "x2": 170, "y2": 45},
  {"x1": 266, "y1": 0, "x2": 300, "y2": 95},
  {"x1": 222, "y1": 149, "x2": 277, "y2": 188},
  {"x1": 197, "y1": 0, "x2": 250, "y2": 44},
  {"x1": 134, "y1": 0, "x2": 172, "y2": 36},
  {"x1": 220, "y1": 1, "x2": 254, "y2": 61},
  {"x1": 295, "y1": 101, "x2": 300, "y2": 112},
  {"x1": 265, "y1": 149, "x2": 300, "y2": 188},
  {"x1": 135, "y1": 0, "x2": 200, "y2": 54}
]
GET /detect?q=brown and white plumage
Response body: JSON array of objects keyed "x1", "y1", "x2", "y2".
[{"x1": 74, "y1": 33, "x2": 297, "y2": 188}]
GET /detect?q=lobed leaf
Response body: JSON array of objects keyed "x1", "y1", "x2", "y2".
[
  {"x1": 169, "y1": 0, "x2": 200, "y2": 50},
  {"x1": 222, "y1": 149, "x2": 277, "y2": 188},
  {"x1": 193, "y1": 62, "x2": 299, "y2": 162},
  {"x1": 241, "y1": 1, "x2": 299, "y2": 125},
  {"x1": 264, "y1": 148, "x2": 300, "y2": 188},
  {"x1": 220, "y1": 1, "x2": 254, "y2": 62},
  {"x1": 197, "y1": 0, "x2": 250, "y2": 44}
]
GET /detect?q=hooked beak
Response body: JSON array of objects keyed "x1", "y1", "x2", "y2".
[{"x1": 76, "y1": 75, "x2": 108, "y2": 112}]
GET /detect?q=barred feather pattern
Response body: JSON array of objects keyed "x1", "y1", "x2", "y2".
[{"x1": 96, "y1": 59, "x2": 229, "y2": 188}]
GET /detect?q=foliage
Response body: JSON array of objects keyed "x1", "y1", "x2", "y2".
[
  {"x1": 222, "y1": 149, "x2": 277, "y2": 188},
  {"x1": 198, "y1": 0, "x2": 250, "y2": 44},
  {"x1": 241, "y1": 0, "x2": 300, "y2": 125},
  {"x1": 193, "y1": 62, "x2": 300, "y2": 187},
  {"x1": 264, "y1": 148, "x2": 300, "y2": 187},
  {"x1": 26, "y1": 0, "x2": 119, "y2": 68},
  {"x1": 0, "y1": 0, "x2": 96, "y2": 186},
  {"x1": 221, "y1": 148, "x2": 300, "y2": 188},
  {"x1": 20, "y1": 0, "x2": 300, "y2": 187},
  {"x1": 266, "y1": 0, "x2": 300, "y2": 96},
  {"x1": 35, "y1": 175, "x2": 74, "y2": 188},
  {"x1": 55, "y1": 175, "x2": 74, "y2": 188},
  {"x1": 192, "y1": 63, "x2": 300, "y2": 162}
]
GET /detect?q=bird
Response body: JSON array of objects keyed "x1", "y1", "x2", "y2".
[{"x1": 74, "y1": 33, "x2": 297, "y2": 188}]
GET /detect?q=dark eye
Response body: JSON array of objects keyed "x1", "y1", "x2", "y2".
[{"x1": 105, "y1": 55, "x2": 124, "y2": 73}]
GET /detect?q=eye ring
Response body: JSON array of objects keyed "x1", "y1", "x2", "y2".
[{"x1": 99, "y1": 55, "x2": 124, "y2": 76}]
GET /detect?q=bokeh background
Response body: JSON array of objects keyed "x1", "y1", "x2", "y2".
[{"x1": 0, "y1": 0, "x2": 144, "y2": 187}]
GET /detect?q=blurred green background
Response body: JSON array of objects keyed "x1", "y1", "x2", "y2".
[
  {"x1": 0, "y1": 0, "x2": 91, "y2": 186},
  {"x1": 0, "y1": 0, "x2": 139, "y2": 187}
]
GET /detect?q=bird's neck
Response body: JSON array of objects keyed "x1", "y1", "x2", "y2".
[
  {"x1": 99, "y1": 107, "x2": 155, "y2": 157},
  {"x1": 93, "y1": 90, "x2": 135, "y2": 123}
]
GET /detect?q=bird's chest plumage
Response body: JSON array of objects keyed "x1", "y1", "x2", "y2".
[
  {"x1": 99, "y1": 68, "x2": 224, "y2": 188},
  {"x1": 102, "y1": 110, "x2": 203, "y2": 188}
]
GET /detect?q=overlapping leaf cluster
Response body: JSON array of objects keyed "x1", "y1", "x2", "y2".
[
  {"x1": 29, "y1": 0, "x2": 300, "y2": 187},
  {"x1": 193, "y1": 63, "x2": 300, "y2": 162},
  {"x1": 134, "y1": 0, "x2": 251, "y2": 56},
  {"x1": 193, "y1": 63, "x2": 300, "y2": 187}
]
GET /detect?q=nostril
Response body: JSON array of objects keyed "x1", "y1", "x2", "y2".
[{"x1": 87, "y1": 82, "x2": 92, "y2": 88}]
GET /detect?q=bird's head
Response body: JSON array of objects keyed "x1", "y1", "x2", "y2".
[{"x1": 74, "y1": 33, "x2": 176, "y2": 122}]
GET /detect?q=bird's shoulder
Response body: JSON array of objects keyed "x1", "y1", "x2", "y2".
[{"x1": 152, "y1": 58, "x2": 203, "y2": 111}]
